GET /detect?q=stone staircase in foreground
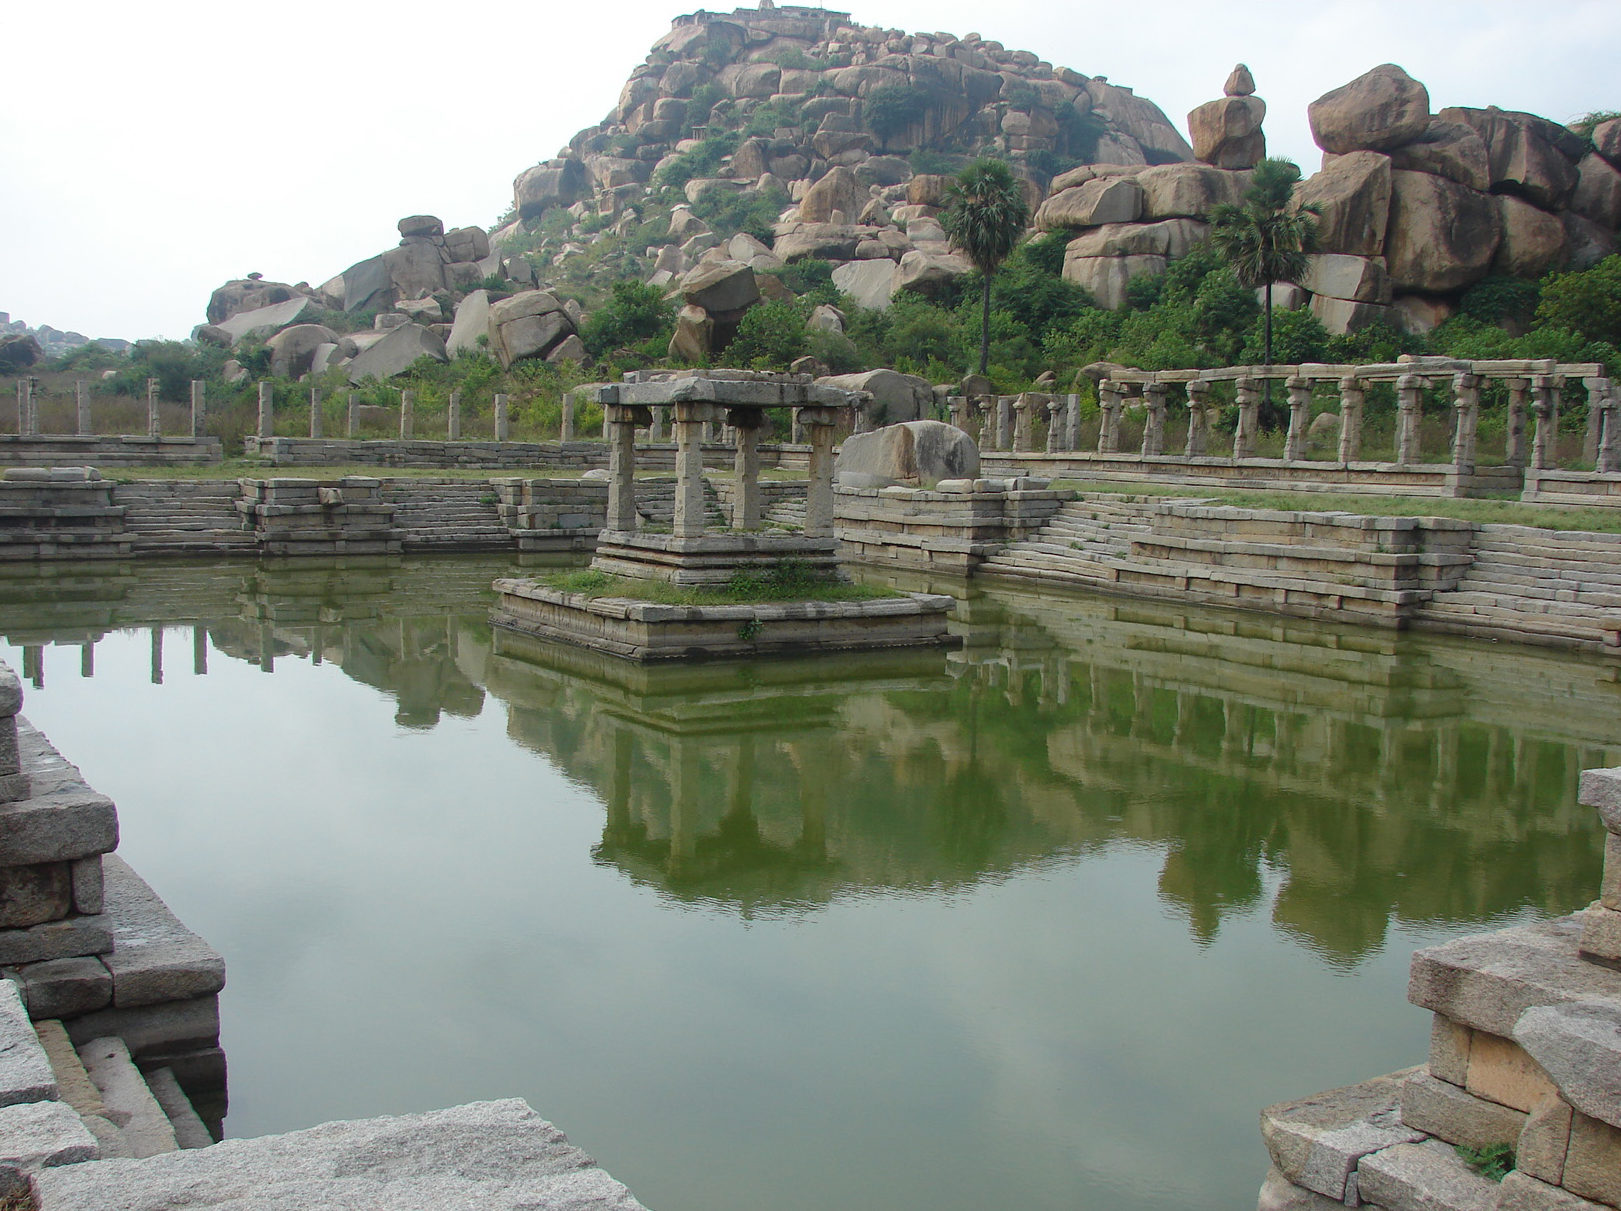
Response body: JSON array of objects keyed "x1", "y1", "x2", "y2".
[
  {"x1": 1258, "y1": 767, "x2": 1621, "y2": 1211},
  {"x1": 113, "y1": 482, "x2": 256, "y2": 555},
  {"x1": 1414, "y1": 524, "x2": 1621, "y2": 651},
  {"x1": 380, "y1": 479, "x2": 511, "y2": 552}
]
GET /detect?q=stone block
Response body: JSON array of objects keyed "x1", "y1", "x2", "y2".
[
  {"x1": 79, "y1": 1036, "x2": 177, "y2": 1159},
  {"x1": 1401, "y1": 1070, "x2": 1528, "y2": 1150},
  {"x1": 99, "y1": 855, "x2": 225, "y2": 1009},
  {"x1": 0, "y1": 1100, "x2": 98, "y2": 1169},
  {"x1": 71, "y1": 857, "x2": 102, "y2": 915},
  {"x1": 1515, "y1": 999, "x2": 1621, "y2": 1131},
  {"x1": 0, "y1": 720, "x2": 19, "y2": 778},
  {"x1": 1354, "y1": 1138, "x2": 1501, "y2": 1211},
  {"x1": 1564, "y1": 1111, "x2": 1621, "y2": 1208},
  {"x1": 32, "y1": 1098, "x2": 649, "y2": 1211},
  {"x1": 1517, "y1": 1094, "x2": 1574, "y2": 1186},
  {"x1": 1431, "y1": 1014, "x2": 1473, "y2": 1085},
  {"x1": 0, "y1": 667, "x2": 22, "y2": 718},
  {"x1": 0, "y1": 862, "x2": 72, "y2": 929},
  {"x1": 1409, "y1": 918, "x2": 1621, "y2": 1038},
  {"x1": 1579, "y1": 904, "x2": 1621, "y2": 965},
  {"x1": 13, "y1": 956, "x2": 111, "y2": 1019},
  {"x1": 1497, "y1": 1171, "x2": 1610, "y2": 1211},
  {"x1": 1, "y1": 724, "x2": 118, "y2": 864},
  {"x1": 1604, "y1": 834, "x2": 1620, "y2": 911},
  {"x1": 63, "y1": 994, "x2": 218, "y2": 1060},
  {"x1": 1579, "y1": 768, "x2": 1621, "y2": 834},
  {"x1": 1255, "y1": 1165, "x2": 1346, "y2": 1211},
  {"x1": 0, "y1": 916, "x2": 113, "y2": 967},
  {"x1": 0, "y1": 979, "x2": 55, "y2": 1106},
  {"x1": 1259, "y1": 1070, "x2": 1425, "y2": 1201},
  {"x1": 32, "y1": 1020, "x2": 103, "y2": 1120},
  {"x1": 1465, "y1": 1029, "x2": 1559, "y2": 1113}
]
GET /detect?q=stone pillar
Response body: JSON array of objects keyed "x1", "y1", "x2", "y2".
[
  {"x1": 1045, "y1": 398, "x2": 1064, "y2": 453},
  {"x1": 1232, "y1": 377, "x2": 1259, "y2": 459},
  {"x1": 81, "y1": 642, "x2": 94, "y2": 679},
  {"x1": 1337, "y1": 377, "x2": 1365, "y2": 463},
  {"x1": 447, "y1": 392, "x2": 461, "y2": 441},
  {"x1": 15, "y1": 379, "x2": 32, "y2": 437},
  {"x1": 257, "y1": 381, "x2": 273, "y2": 439},
  {"x1": 790, "y1": 407, "x2": 803, "y2": 445},
  {"x1": 995, "y1": 396, "x2": 1013, "y2": 451},
  {"x1": 948, "y1": 396, "x2": 967, "y2": 433},
  {"x1": 1065, "y1": 394, "x2": 1080, "y2": 451},
  {"x1": 190, "y1": 380, "x2": 206, "y2": 439},
  {"x1": 399, "y1": 390, "x2": 415, "y2": 440},
  {"x1": 650, "y1": 405, "x2": 667, "y2": 443},
  {"x1": 1530, "y1": 375, "x2": 1558, "y2": 470},
  {"x1": 145, "y1": 378, "x2": 161, "y2": 439},
  {"x1": 75, "y1": 381, "x2": 91, "y2": 436},
  {"x1": 494, "y1": 393, "x2": 510, "y2": 441},
  {"x1": 1012, "y1": 395, "x2": 1033, "y2": 452},
  {"x1": 672, "y1": 401, "x2": 710, "y2": 539},
  {"x1": 701, "y1": 417, "x2": 717, "y2": 444},
  {"x1": 309, "y1": 388, "x2": 322, "y2": 439},
  {"x1": 346, "y1": 393, "x2": 359, "y2": 438},
  {"x1": 1504, "y1": 377, "x2": 1530, "y2": 468},
  {"x1": 193, "y1": 626, "x2": 207, "y2": 676},
  {"x1": 851, "y1": 398, "x2": 870, "y2": 435},
  {"x1": 1098, "y1": 380, "x2": 1123, "y2": 453},
  {"x1": 800, "y1": 406, "x2": 842, "y2": 540},
  {"x1": 150, "y1": 627, "x2": 163, "y2": 685},
  {"x1": 1141, "y1": 382, "x2": 1167, "y2": 457},
  {"x1": 604, "y1": 403, "x2": 648, "y2": 533},
  {"x1": 1451, "y1": 372, "x2": 1481, "y2": 476},
  {"x1": 730, "y1": 408, "x2": 764, "y2": 531},
  {"x1": 1595, "y1": 382, "x2": 1619, "y2": 475},
  {"x1": 1186, "y1": 380, "x2": 1211, "y2": 457},
  {"x1": 1584, "y1": 382, "x2": 1604, "y2": 465},
  {"x1": 1283, "y1": 375, "x2": 1311, "y2": 461},
  {"x1": 560, "y1": 390, "x2": 575, "y2": 442},
  {"x1": 1395, "y1": 374, "x2": 1423, "y2": 465}
]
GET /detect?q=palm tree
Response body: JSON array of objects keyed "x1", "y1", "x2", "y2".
[
  {"x1": 1209, "y1": 158, "x2": 1318, "y2": 396},
  {"x1": 942, "y1": 159, "x2": 1030, "y2": 377}
]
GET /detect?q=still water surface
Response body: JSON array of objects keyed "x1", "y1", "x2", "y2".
[{"x1": 1, "y1": 556, "x2": 1614, "y2": 1211}]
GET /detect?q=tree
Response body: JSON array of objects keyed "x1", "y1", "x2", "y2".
[
  {"x1": 1209, "y1": 158, "x2": 1318, "y2": 396},
  {"x1": 941, "y1": 159, "x2": 1030, "y2": 377}
]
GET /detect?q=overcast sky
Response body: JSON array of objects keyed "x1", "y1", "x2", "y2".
[{"x1": 4, "y1": 0, "x2": 1616, "y2": 342}]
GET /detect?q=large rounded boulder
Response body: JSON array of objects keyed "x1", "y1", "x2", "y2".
[
  {"x1": 835, "y1": 421, "x2": 980, "y2": 488},
  {"x1": 1308, "y1": 65, "x2": 1430, "y2": 155}
]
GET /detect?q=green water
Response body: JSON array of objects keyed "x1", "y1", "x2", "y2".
[{"x1": 1, "y1": 556, "x2": 1612, "y2": 1211}]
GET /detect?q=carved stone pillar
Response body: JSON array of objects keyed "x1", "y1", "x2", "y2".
[
  {"x1": 76, "y1": 381, "x2": 91, "y2": 436},
  {"x1": 1504, "y1": 377, "x2": 1529, "y2": 467},
  {"x1": 605, "y1": 403, "x2": 651, "y2": 533},
  {"x1": 146, "y1": 378, "x2": 161, "y2": 439},
  {"x1": 1530, "y1": 375, "x2": 1558, "y2": 470},
  {"x1": 309, "y1": 388, "x2": 323, "y2": 439},
  {"x1": 447, "y1": 391, "x2": 461, "y2": 441},
  {"x1": 1098, "y1": 380, "x2": 1123, "y2": 453},
  {"x1": 1283, "y1": 375, "x2": 1311, "y2": 461},
  {"x1": 1395, "y1": 374, "x2": 1423, "y2": 465},
  {"x1": 1141, "y1": 382, "x2": 1167, "y2": 456},
  {"x1": 800, "y1": 406, "x2": 843, "y2": 539},
  {"x1": 190, "y1": 381, "x2": 206, "y2": 439},
  {"x1": 494, "y1": 393, "x2": 509, "y2": 441},
  {"x1": 729, "y1": 407, "x2": 765, "y2": 531},
  {"x1": 995, "y1": 396, "x2": 1013, "y2": 451},
  {"x1": 257, "y1": 382, "x2": 274, "y2": 440},
  {"x1": 1232, "y1": 377, "x2": 1259, "y2": 459},
  {"x1": 1451, "y1": 372, "x2": 1481, "y2": 476},
  {"x1": 1045, "y1": 398, "x2": 1064, "y2": 453},
  {"x1": 672, "y1": 401, "x2": 712, "y2": 538},
  {"x1": 399, "y1": 389, "x2": 415, "y2": 440},
  {"x1": 1595, "y1": 381, "x2": 1619, "y2": 475},
  {"x1": 1337, "y1": 376, "x2": 1364, "y2": 463}
]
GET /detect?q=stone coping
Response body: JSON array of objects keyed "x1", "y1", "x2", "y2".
[{"x1": 494, "y1": 578, "x2": 948, "y2": 623}]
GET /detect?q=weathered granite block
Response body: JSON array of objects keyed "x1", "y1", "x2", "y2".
[
  {"x1": 1580, "y1": 903, "x2": 1621, "y2": 965},
  {"x1": 32, "y1": 1098, "x2": 649, "y2": 1211},
  {"x1": 1465, "y1": 1028, "x2": 1559, "y2": 1113},
  {"x1": 0, "y1": 723, "x2": 118, "y2": 865},
  {"x1": 0, "y1": 667, "x2": 21, "y2": 718},
  {"x1": 63, "y1": 993, "x2": 218, "y2": 1059},
  {"x1": 1517, "y1": 1093, "x2": 1575, "y2": 1186},
  {"x1": 1604, "y1": 835, "x2": 1620, "y2": 911},
  {"x1": 0, "y1": 979, "x2": 55, "y2": 1106},
  {"x1": 0, "y1": 718, "x2": 19, "y2": 778},
  {"x1": 1563, "y1": 1110, "x2": 1621, "y2": 1208},
  {"x1": 1515, "y1": 1000, "x2": 1621, "y2": 1131},
  {"x1": 9, "y1": 956, "x2": 111, "y2": 1019},
  {"x1": 1430, "y1": 1014, "x2": 1472, "y2": 1085},
  {"x1": 1259, "y1": 1070, "x2": 1425, "y2": 1201},
  {"x1": 1255, "y1": 1166, "x2": 1347, "y2": 1211},
  {"x1": 70, "y1": 857, "x2": 102, "y2": 915},
  {"x1": 100, "y1": 855, "x2": 224, "y2": 1008},
  {"x1": 0, "y1": 861, "x2": 72, "y2": 928},
  {"x1": 0, "y1": 1100, "x2": 98, "y2": 1169},
  {"x1": 1496, "y1": 1170, "x2": 1609, "y2": 1211},
  {"x1": 1400, "y1": 1070, "x2": 1528, "y2": 1149},
  {"x1": 1581, "y1": 768, "x2": 1621, "y2": 834},
  {"x1": 0, "y1": 916, "x2": 113, "y2": 967},
  {"x1": 1355, "y1": 1138, "x2": 1500, "y2": 1211}
]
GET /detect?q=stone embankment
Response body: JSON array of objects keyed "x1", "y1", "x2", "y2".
[
  {"x1": 0, "y1": 659, "x2": 650, "y2": 1209},
  {"x1": 975, "y1": 495, "x2": 1621, "y2": 652},
  {"x1": 1257, "y1": 767, "x2": 1621, "y2": 1211}
]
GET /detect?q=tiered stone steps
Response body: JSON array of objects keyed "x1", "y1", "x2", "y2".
[
  {"x1": 113, "y1": 483, "x2": 255, "y2": 555},
  {"x1": 1415, "y1": 524, "x2": 1621, "y2": 650},
  {"x1": 380, "y1": 479, "x2": 510, "y2": 551},
  {"x1": 977, "y1": 497, "x2": 1157, "y2": 588}
]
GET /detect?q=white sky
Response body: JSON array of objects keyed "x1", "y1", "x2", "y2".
[{"x1": 4, "y1": 0, "x2": 1616, "y2": 342}]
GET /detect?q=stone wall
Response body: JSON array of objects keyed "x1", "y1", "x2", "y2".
[
  {"x1": 0, "y1": 469, "x2": 130, "y2": 560},
  {"x1": 0, "y1": 437, "x2": 221, "y2": 468},
  {"x1": 834, "y1": 477, "x2": 1070, "y2": 575}
]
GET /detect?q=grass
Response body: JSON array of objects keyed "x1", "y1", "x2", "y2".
[
  {"x1": 544, "y1": 559, "x2": 898, "y2": 606},
  {"x1": 1051, "y1": 478, "x2": 1621, "y2": 534}
]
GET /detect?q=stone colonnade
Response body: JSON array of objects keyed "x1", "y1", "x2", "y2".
[{"x1": 958, "y1": 358, "x2": 1617, "y2": 473}]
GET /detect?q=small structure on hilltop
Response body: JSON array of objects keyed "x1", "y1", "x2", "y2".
[{"x1": 491, "y1": 370, "x2": 958, "y2": 661}]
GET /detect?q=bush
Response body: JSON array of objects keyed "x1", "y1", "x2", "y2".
[
  {"x1": 1536, "y1": 255, "x2": 1621, "y2": 346},
  {"x1": 653, "y1": 132, "x2": 740, "y2": 191},
  {"x1": 724, "y1": 300, "x2": 807, "y2": 368},
  {"x1": 693, "y1": 184, "x2": 789, "y2": 243},
  {"x1": 863, "y1": 85, "x2": 930, "y2": 142},
  {"x1": 580, "y1": 281, "x2": 675, "y2": 358}
]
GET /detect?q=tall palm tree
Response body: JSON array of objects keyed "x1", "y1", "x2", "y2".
[
  {"x1": 1209, "y1": 158, "x2": 1318, "y2": 392},
  {"x1": 942, "y1": 159, "x2": 1030, "y2": 377}
]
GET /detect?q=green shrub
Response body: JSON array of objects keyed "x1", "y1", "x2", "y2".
[
  {"x1": 580, "y1": 281, "x2": 676, "y2": 357},
  {"x1": 693, "y1": 184, "x2": 789, "y2": 243},
  {"x1": 864, "y1": 85, "x2": 931, "y2": 142},
  {"x1": 725, "y1": 300, "x2": 807, "y2": 368}
]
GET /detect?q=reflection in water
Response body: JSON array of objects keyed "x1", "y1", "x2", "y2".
[{"x1": 0, "y1": 556, "x2": 1613, "y2": 1211}]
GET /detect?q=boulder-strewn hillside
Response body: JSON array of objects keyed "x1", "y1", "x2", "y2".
[{"x1": 189, "y1": 4, "x2": 1620, "y2": 386}]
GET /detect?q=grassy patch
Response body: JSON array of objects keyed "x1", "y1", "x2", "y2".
[
  {"x1": 545, "y1": 559, "x2": 897, "y2": 606},
  {"x1": 1052, "y1": 478, "x2": 1621, "y2": 533},
  {"x1": 1455, "y1": 1143, "x2": 1515, "y2": 1183}
]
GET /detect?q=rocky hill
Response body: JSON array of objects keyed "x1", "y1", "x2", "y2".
[{"x1": 189, "y1": 3, "x2": 1621, "y2": 385}]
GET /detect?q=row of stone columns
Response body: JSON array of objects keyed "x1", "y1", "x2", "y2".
[
  {"x1": 254, "y1": 387, "x2": 513, "y2": 443},
  {"x1": 951, "y1": 395, "x2": 1084, "y2": 453}
]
